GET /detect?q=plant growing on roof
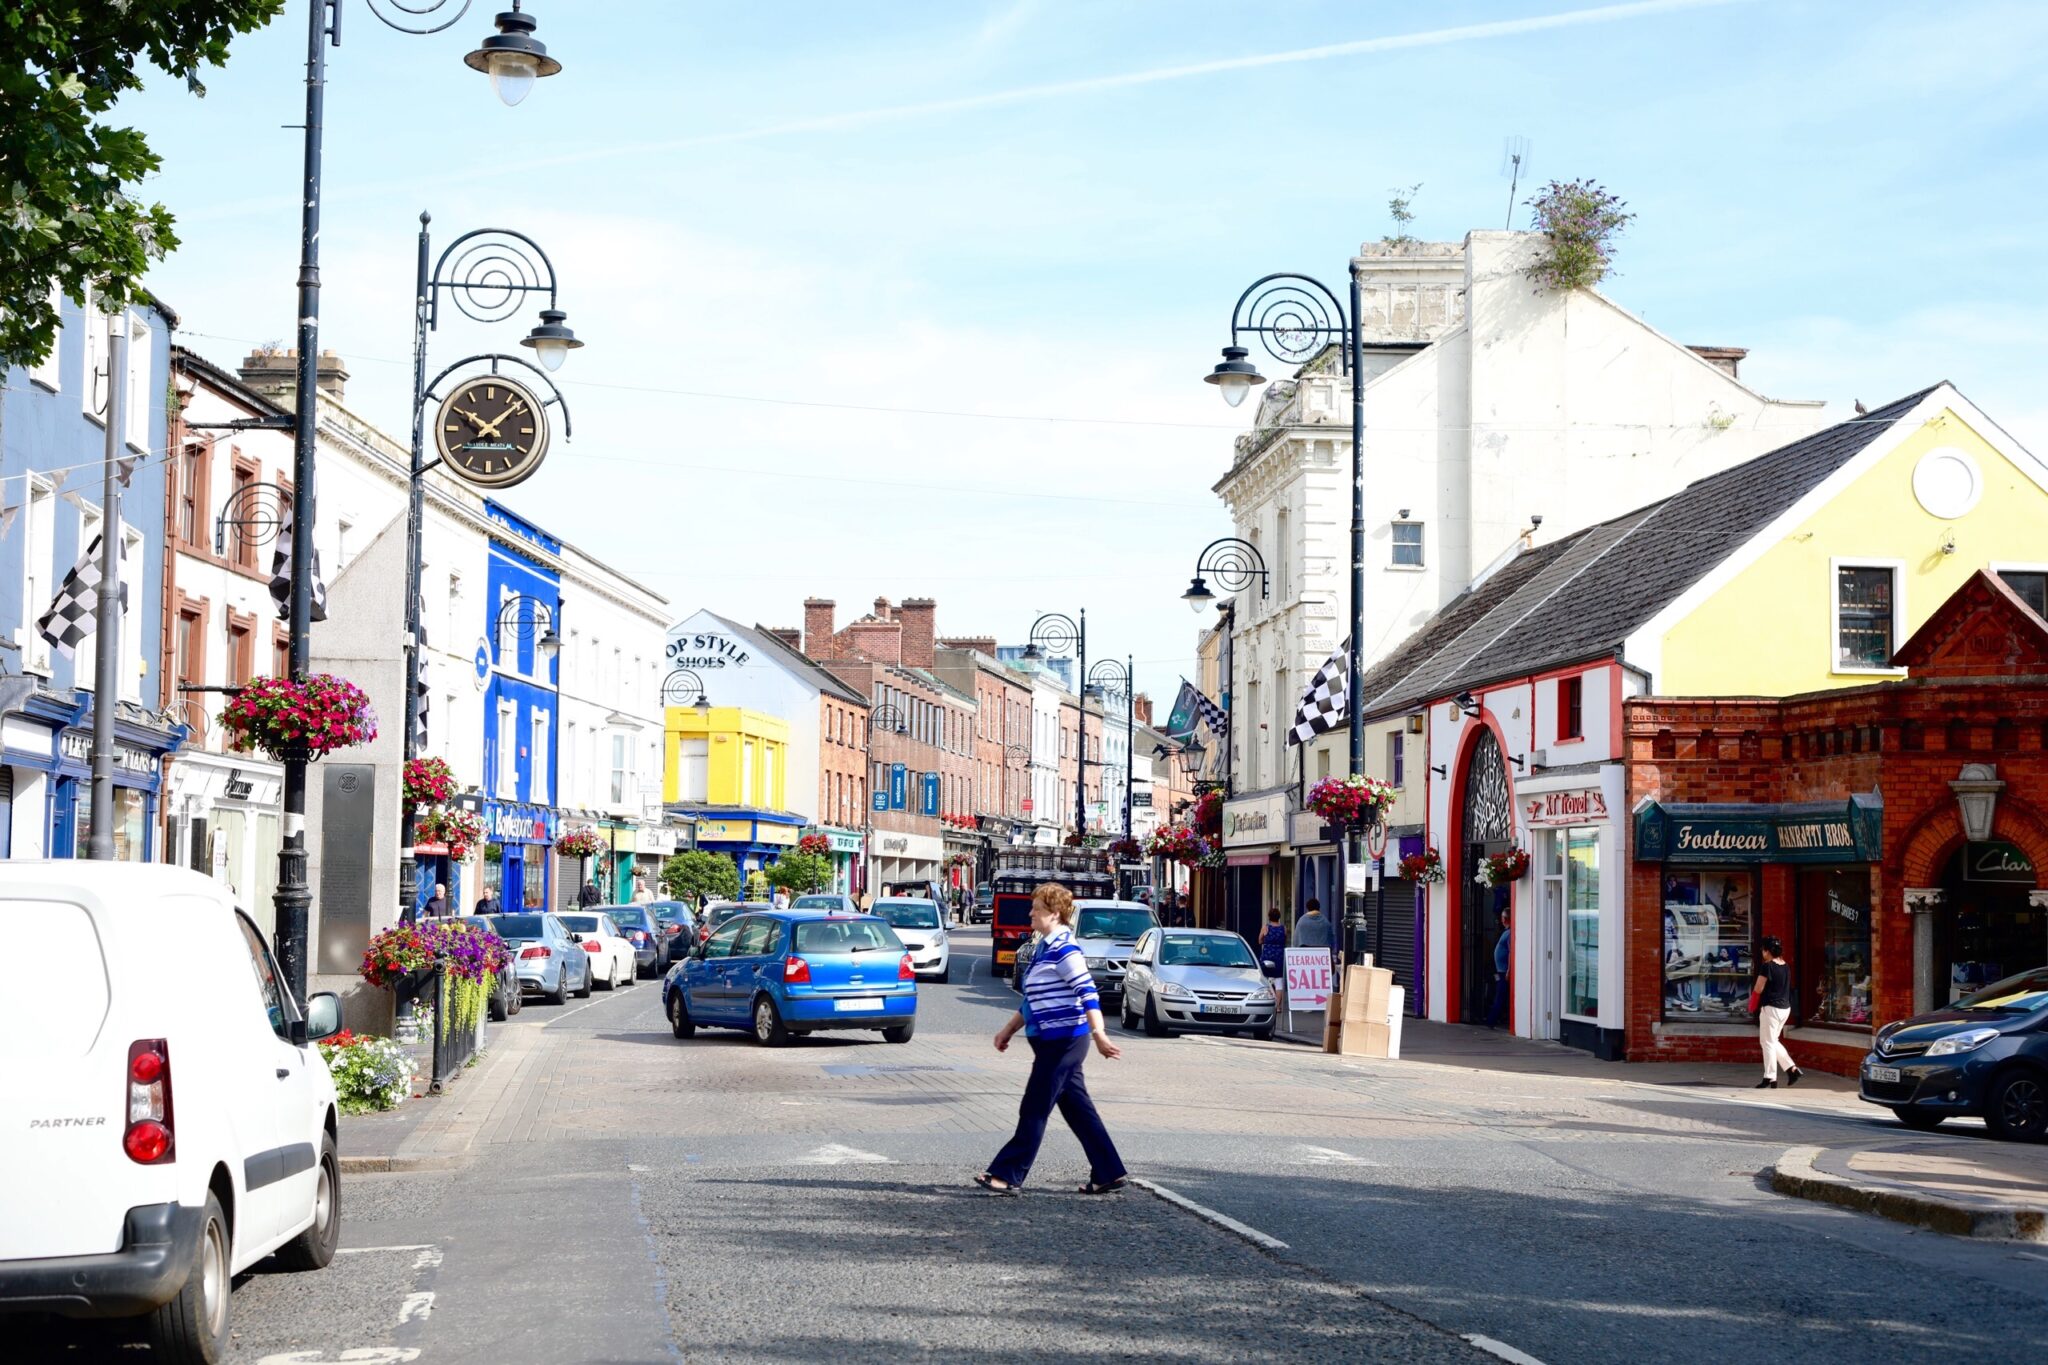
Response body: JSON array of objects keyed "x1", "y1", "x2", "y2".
[
  {"x1": 1383, "y1": 182, "x2": 1422, "y2": 246},
  {"x1": 218, "y1": 674, "x2": 376, "y2": 762},
  {"x1": 1525, "y1": 179, "x2": 1635, "y2": 292}
]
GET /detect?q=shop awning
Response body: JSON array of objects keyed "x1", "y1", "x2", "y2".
[{"x1": 1633, "y1": 794, "x2": 1881, "y2": 865}]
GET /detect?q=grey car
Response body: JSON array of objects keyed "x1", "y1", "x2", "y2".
[
  {"x1": 478, "y1": 911, "x2": 593, "y2": 1005},
  {"x1": 791, "y1": 893, "x2": 859, "y2": 914},
  {"x1": 600, "y1": 904, "x2": 664, "y2": 978},
  {"x1": 1119, "y1": 927, "x2": 1277, "y2": 1039}
]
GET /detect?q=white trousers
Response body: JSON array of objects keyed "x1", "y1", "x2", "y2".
[{"x1": 1758, "y1": 1004, "x2": 1796, "y2": 1079}]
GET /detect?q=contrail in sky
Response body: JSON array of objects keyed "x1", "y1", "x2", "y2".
[{"x1": 187, "y1": 0, "x2": 1750, "y2": 219}]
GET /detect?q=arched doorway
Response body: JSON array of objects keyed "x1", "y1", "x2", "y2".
[
  {"x1": 1458, "y1": 728, "x2": 1515, "y2": 1024},
  {"x1": 1937, "y1": 841, "x2": 2044, "y2": 1004}
]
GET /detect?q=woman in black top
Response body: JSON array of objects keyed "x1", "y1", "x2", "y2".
[{"x1": 1752, "y1": 937, "x2": 1802, "y2": 1088}]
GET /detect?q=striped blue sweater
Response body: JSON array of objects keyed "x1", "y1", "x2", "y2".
[{"x1": 1020, "y1": 928, "x2": 1101, "y2": 1038}]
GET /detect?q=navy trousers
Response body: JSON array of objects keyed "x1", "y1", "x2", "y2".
[{"x1": 987, "y1": 1034, "x2": 1126, "y2": 1187}]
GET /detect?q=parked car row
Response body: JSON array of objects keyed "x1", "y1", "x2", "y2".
[
  {"x1": 468, "y1": 910, "x2": 649, "y2": 1004},
  {"x1": 1008, "y1": 901, "x2": 1278, "y2": 1042}
]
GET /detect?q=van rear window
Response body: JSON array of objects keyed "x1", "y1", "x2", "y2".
[
  {"x1": 993, "y1": 894, "x2": 1035, "y2": 928},
  {"x1": 2, "y1": 900, "x2": 110, "y2": 1059}
]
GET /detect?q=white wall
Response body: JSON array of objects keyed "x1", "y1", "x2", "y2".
[
  {"x1": 661, "y1": 610, "x2": 821, "y2": 820},
  {"x1": 555, "y1": 542, "x2": 668, "y2": 819}
]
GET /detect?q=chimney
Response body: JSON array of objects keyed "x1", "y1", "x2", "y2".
[
  {"x1": 940, "y1": 635, "x2": 999, "y2": 657},
  {"x1": 1688, "y1": 345, "x2": 1747, "y2": 379},
  {"x1": 802, "y1": 598, "x2": 836, "y2": 658},
  {"x1": 898, "y1": 597, "x2": 937, "y2": 669},
  {"x1": 237, "y1": 347, "x2": 349, "y2": 402},
  {"x1": 1133, "y1": 693, "x2": 1154, "y2": 725},
  {"x1": 763, "y1": 626, "x2": 801, "y2": 650},
  {"x1": 872, "y1": 596, "x2": 894, "y2": 621},
  {"x1": 846, "y1": 617, "x2": 902, "y2": 666}
]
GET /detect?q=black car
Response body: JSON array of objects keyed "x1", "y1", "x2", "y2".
[
  {"x1": 1861, "y1": 965, "x2": 2048, "y2": 1140},
  {"x1": 648, "y1": 900, "x2": 700, "y2": 965},
  {"x1": 601, "y1": 905, "x2": 666, "y2": 978}
]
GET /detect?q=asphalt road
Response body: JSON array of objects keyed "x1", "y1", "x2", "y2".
[{"x1": 20, "y1": 925, "x2": 2048, "y2": 1362}]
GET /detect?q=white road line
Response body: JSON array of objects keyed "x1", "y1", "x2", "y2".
[
  {"x1": 336, "y1": 1244, "x2": 436, "y2": 1255},
  {"x1": 1291, "y1": 1144, "x2": 1383, "y2": 1166},
  {"x1": 256, "y1": 1351, "x2": 421, "y2": 1364},
  {"x1": 1463, "y1": 1333, "x2": 1548, "y2": 1365},
  {"x1": 794, "y1": 1142, "x2": 893, "y2": 1165},
  {"x1": 397, "y1": 1292, "x2": 435, "y2": 1324},
  {"x1": 1133, "y1": 1178, "x2": 1289, "y2": 1251}
]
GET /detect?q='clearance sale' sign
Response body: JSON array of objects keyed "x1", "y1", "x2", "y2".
[{"x1": 1284, "y1": 948, "x2": 1333, "y2": 1011}]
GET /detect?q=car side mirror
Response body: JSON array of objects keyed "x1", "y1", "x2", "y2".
[
  {"x1": 569, "y1": 933, "x2": 583, "y2": 943},
  {"x1": 301, "y1": 991, "x2": 344, "y2": 1045}
]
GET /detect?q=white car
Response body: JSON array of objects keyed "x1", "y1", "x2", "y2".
[
  {"x1": 0, "y1": 862, "x2": 345, "y2": 1363},
  {"x1": 871, "y1": 898, "x2": 952, "y2": 982},
  {"x1": 558, "y1": 911, "x2": 638, "y2": 990}
]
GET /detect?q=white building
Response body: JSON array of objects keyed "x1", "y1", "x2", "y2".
[{"x1": 1027, "y1": 669, "x2": 1064, "y2": 846}]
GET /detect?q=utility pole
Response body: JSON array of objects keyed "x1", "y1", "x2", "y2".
[{"x1": 88, "y1": 312, "x2": 128, "y2": 860}]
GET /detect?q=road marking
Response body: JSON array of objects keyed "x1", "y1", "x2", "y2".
[
  {"x1": 1133, "y1": 1178, "x2": 1288, "y2": 1251},
  {"x1": 628, "y1": 1163, "x2": 650, "y2": 1172},
  {"x1": 337, "y1": 1244, "x2": 436, "y2": 1255},
  {"x1": 412, "y1": 1247, "x2": 442, "y2": 1270},
  {"x1": 2016, "y1": 1250, "x2": 2048, "y2": 1263},
  {"x1": 398, "y1": 1292, "x2": 434, "y2": 1324},
  {"x1": 256, "y1": 1352, "x2": 421, "y2": 1364},
  {"x1": 1291, "y1": 1144, "x2": 1382, "y2": 1166},
  {"x1": 794, "y1": 1142, "x2": 893, "y2": 1165},
  {"x1": 1463, "y1": 1334, "x2": 1548, "y2": 1365}
]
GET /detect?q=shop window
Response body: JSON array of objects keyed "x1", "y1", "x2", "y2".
[
  {"x1": 1660, "y1": 869, "x2": 1756, "y2": 1021},
  {"x1": 1999, "y1": 569, "x2": 2047, "y2": 618},
  {"x1": 1833, "y1": 562, "x2": 1902, "y2": 672},
  {"x1": 1559, "y1": 675, "x2": 1584, "y2": 742},
  {"x1": 1391, "y1": 521, "x2": 1424, "y2": 568},
  {"x1": 1798, "y1": 869, "x2": 1873, "y2": 1027},
  {"x1": 1565, "y1": 830, "x2": 1600, "y2": 1017},
  {"x1": 1386, "y1": 731, "x2": 1404, "y2": 788},
  {"x1": 177, "y1": 443, "x2": 207, "y2": 547}
]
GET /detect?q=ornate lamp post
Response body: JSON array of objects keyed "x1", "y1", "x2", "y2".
[
  {"x1": 1201, "y1": 270, "x2": 1368, "y2": 967},
  {"x1": 274, "y1": 0, "x2": 567, "y2": 1001},
  {"x1": 1085, "y1": 657, "x2": 1136, "y2": 839},
  {"x1": 863, "y1": 703, "x2": 907, "y2": 898},
  {"x1": 660, "y1": 667, "x2": 713, "y2": 715},
  {"x1": 1022, "y1": 611, "x2": 1088, "y2": 839},
  {"x1": 398, "y1": 219, "x2": 578, "y2": 930},
  {"x1": 1182, "y1": 536, "x2": 1268, "y2": 805}
]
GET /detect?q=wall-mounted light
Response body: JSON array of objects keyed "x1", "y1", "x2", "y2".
[
  {"x1": 1452, "y1": 690, "x2": 1479, "y2": 714},
  {"x1": 1951, "y1": 763, "x2": 2003, "y2": 841}
]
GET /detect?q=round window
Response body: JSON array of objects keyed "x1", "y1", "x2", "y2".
[{"x1": 1911, "y1": 445, "x2": 1982, "y2": 519}]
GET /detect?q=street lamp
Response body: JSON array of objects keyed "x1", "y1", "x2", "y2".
[
  {"x1": 398, "y1": 216, "x2": 579, "y2": 931},
  {"x1": 660, "y1": 667, "x2": 713, "y2": 717},
  {"x1": 272, "y1": 0, "x2": 573, "y2": 1001},
  {"x1": 1026, "y1": 611, "x2": 1089, "y2": 840},
  {"x1": 460, "y1": 2, "x2": 566, "y2": 107},
  {"x1": 863, "y1": 702, "x2": 908, "y2": 898},
  {"x1": 1182, "y1": 535, "x2": 1267, "y2": 803},
  {"x1": 495, "y1": 596, "x2": 559, "y2": 660},
  {"x1": 1202, "y1": 267, "x2": 1368, "y2": 967},
  {"x1": 1087, "y1": 657, "x2": 1136, "y2": 839}
]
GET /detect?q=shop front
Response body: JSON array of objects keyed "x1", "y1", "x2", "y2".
[
  {"x1": 1520, "y1": 776, "x2": 1626, "y2": 1057},
  {"x1": 162, "y1": 751, "x2": 284, "y2": 933},
  {"x1": 869, "y1": 829, "x2": 943, "y2": 890},
  {"x1": 1221, "y1": 791, "x2": 1289, "y2": 944},
  {"x1": 469, "y1": 797, "x2": 554, "y2": 912},
  {"x1": 0, "y1": 687, "x2": 185, "y2": 863},
  {"x1": 807, "y1": 826, "x2": 864, "y2": 893},
  {"x1": 692, "y1": 808, "x2": 804, "y2": 880},
  {"x1": 638, "y1": 823, "x2": 683, "y2": 897}
]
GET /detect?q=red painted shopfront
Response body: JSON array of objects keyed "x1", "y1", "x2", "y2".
[{"x1": 1624, "y1": 572, "x2": 2048, "y2": 1077}]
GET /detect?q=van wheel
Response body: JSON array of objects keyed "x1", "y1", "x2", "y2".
[
  {"x1": 669, "y1": 992, "x2": 696, "y2": 1039},
  {"x1": 883, "y1": 1020, "x2": 915, "y2": 1044},
  {"x1": 274, "y1": 1133, "x2": 340, "y2": 1271},
  {"x1": 144, "y1": 1191, "x2": 230, "y2": 1364},
  {"x1": 753, "y1": 996, "x2": 791, "y2": 1047},
  {"x1": 1987, "y1": 1070, "x2": 2048, "y2": 1141}
]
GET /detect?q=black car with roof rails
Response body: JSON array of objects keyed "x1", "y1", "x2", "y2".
[{"x1": 1861, "y1": 965, "x2": 2048, "y2": 1139}]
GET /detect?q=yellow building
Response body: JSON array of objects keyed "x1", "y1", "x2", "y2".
[{"x1": 665, "y1": 706, "x2": 802, "y2": 877}]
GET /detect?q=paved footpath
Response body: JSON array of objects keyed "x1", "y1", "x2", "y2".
[{"x1": 22, "y1": 931, "x2": 2048, "y2": 1362}]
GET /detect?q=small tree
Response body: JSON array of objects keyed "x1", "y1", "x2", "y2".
[
  {"x1": 764, "y1": 851, "x2": 831, "y2": 897},
  {"x1": 660, "y1": 850, "x2": 739, "y2": 904},
  {"x1": 1524, "y1": 179, "x2": 1635, "y2": 292},
  {"x1": 1383, "y1": 183, "x2": 1422, "y2": 246}
]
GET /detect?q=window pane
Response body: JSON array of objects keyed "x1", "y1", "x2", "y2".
[
  {"x1": 1836, "y1": 566, "x2": 1895, "y2": 668},
  {"x1": 1391, "y1": 522, "x2": 1424, "y2": 567},
  {"x1": 1661, "y1": 870, "x2": 1755, "y2": 1021},
  {"x1": 2000, "y1": 570, "x2": 2048, "y2": 618},
  {"x1": 1800, "y1": 870, "x2": 1872, "y2": 1026},
  {"x1": 1565, "y1": 831, "x2": 1599, "y2": 1017}
]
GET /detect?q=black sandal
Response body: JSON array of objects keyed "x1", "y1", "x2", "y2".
[
  {"x1": 974, "y1": 1173, "x2": 1020, "y2": 1196},
  {"x1": 1077, "y1": 1177, "x2": 1128, "y2": 1195}
]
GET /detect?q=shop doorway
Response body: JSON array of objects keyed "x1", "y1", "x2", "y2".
[
  {"x1": 1457, "y1": 728, "x2": 1514, "y2": 1024},
  {"x1": 1938, "y1": 842, "x2": 2045, "y2": 1004}
]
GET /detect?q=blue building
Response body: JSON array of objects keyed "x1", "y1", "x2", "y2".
[{"x1": 0, "y1": 292, "x2": 183, "y2": 858}]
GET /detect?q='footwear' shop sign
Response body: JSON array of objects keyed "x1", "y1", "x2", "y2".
[{"x1": 1633, "y1": 795, "x2": 1881, "y2": 865}]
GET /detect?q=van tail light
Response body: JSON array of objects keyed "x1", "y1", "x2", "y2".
[
  {"x1": 783, "y1": 955, "x2": 812, "y2": 984},
  {"x1": 520, "y1": 945, "x2": 551, "y2": 959},
  {"x1": 582, "y1": 940, "x2": 602, "y2": 953},
  {"x1": 124, "y1": 1039, "x2": 174, "y2": 1165},
  {"x1": 898, "y1": 953, "x2": 915, "y2": 981}
]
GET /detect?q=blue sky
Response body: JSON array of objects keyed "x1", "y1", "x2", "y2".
[{"x1": 124, "y1": 0, "x2": 2048, "y2": 704}]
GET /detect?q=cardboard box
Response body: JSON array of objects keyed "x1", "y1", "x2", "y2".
[
  {"x1": 1341, "y1": 966, "x2": 1392, "y2": 1023},
  {"x1": 1339, "y1": 1020, "x2": 1392, "y2": 1058}
]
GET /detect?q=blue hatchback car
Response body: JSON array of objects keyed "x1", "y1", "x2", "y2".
[{"x1": 662, "y1": 909, "x2": 917, "y2": 1046}]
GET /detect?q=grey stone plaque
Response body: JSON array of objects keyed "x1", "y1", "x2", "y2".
[{"x1": 317, "y1": 763, "x2": 377, "y2": 974}]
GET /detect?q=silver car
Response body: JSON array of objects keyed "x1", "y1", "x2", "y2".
[
  {"x1": 478, "y1": 911, "x2": 592, "y2": 1005},
  {"x1": 1119, "y1": 927, "x2": 1276, "y2": 1039},
  {"x1": 1011, "y1": 900, "x2": 1158, "y2": 1000}
]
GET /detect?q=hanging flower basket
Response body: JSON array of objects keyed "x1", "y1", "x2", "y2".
[
  {"x1": 1399, "y1": 846, "x2": 1446, "y2": 885},
  {"x1": 1305, "y1": 774, "x2": 1397, "y2": 827},
  {"x1": 557, "y1": 827, "x2": 608, "y2": 859},
  {"x1": 414, "y1": 807, "x2": 485, "y2": 862},
  {"x1": 945, "y1": 851, "x2": 976, "y2": 870},
  {"x1": 404, "y1": 757, "x2": 457, "y2": 806},
  {"x1": 796, "y1": 833, "x2": 832, "y2": 858},
  {"x1": 1478, "y1": 847, "x2": 1531, "y2": 888},
  {"x1": 1192, "y1": 790, "x2": 1223, "y2": 838},
  {"x1": 1106, "y1": 835, "x2": 1143, "y2": 862},
  {"x1": 219, "y1": 674, "x2": 377, "y2": 762},
  {"x1": 1063, "y1": 831, "x2": 1102, "y2": 849},
  {"x1": 360, "y1": 925, "x2": 433, "y2": 989},
  {"x1": 1145, "y1": 824, "x2": 1213, "y2": 867}
]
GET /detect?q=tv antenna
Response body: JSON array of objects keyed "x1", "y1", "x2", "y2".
[{"x1": 1500, "y1": 136, "x2": 1531, "y2": 228}]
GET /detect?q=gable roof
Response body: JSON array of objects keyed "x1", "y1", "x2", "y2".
[
  {"x1": 691, "y1": 611, "x2": 866, "y2": 706},
  {"x1": 1360, "y1": 384, "x2": 1942, "y2": 715},
  {"x1": 1891, "y1": 569, "x2": 2048, "y2": 679}
]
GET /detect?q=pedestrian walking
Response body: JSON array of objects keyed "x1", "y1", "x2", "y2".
[
  {"x1": 473, "y1": 888, "x2": 498, "y2": 915},
  {"x1": 1487, "y1": 909, "x2": 1512, "y2": 1028},
  {"x1": 1258, "y1": 908, "x2": 1287, "y2": 978},
  {"x1": 1295, "y1": 898, "x2": 1332, "y2": 948},
  {"x1": 578, "y1": 880, "x2": 601, "y2": 908},
  {"x1": 1752, "y1": 936, "x2": 1803, "y2": 1088},
  {"x1": 771, "y1": 887, "x2": 790, "y2": 909},
  {"x1": 976, "y1": 882, "x2": 1127, "y2": 1197},
  {"x1": 425, "y1": 882, "x2": 447, "y2": 918},
  {"x1": 632, "y1": 875, "x2": 654, "y2": 904}
]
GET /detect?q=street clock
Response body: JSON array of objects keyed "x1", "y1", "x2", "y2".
[{"x1": 434, "y1": 374, "x2": 550, "y2": 488}]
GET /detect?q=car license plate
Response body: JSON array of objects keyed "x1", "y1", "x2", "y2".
[
  {"x1": 1868, "y1": 1065, "x2": 1901, "y2": 1084},
  {"x1": 996, "y1": 950, "x2": 1015, "y2": 965},
  {"x1": 834, "y1": 996, "x2": 884, "y2": 1012},
  {"x1": 1202, "y1": 1003, "x2": 1245, "y2": 1016}
]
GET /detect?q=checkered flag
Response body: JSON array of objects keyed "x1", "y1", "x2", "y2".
[
  {"x1": 1286, "y1": 641, "x2": 1349, "y2": 746},
  {"x1": 1192, "y1": 688, "x2": 1230, "y2": 739},
  {"x1": 38, "y1": 534, "x2": 126, "y2": 660},
  {"x1": 268, "y1": 502, "x2": 328, "y2": 624},
  {"x1": 414, "y1": 591, "x2": 431, "y2": 752}
]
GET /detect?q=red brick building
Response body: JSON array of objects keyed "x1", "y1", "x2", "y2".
[{"x1": 1624, "y1": 572, "x2": 2048, "y2": 1076}]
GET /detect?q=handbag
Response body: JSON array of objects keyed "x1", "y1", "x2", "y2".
[{"x1": 1748, "y1": 981, "x2": 1765, "y2": 1014}]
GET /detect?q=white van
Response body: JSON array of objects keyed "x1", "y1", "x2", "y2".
[{"x1": 0, "y1": 862, "x2": 346, "y2": 1363}]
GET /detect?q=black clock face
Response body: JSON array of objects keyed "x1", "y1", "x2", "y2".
[{"x1": 435, "y1": 377, "x2": 549, "y2": 488}]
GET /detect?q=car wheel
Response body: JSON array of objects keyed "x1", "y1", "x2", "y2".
[
  {"x1": 1987, "y1": 1070, "x2": 2048, "y2": 1141},
  {"x1": 1893, "y1": 1106, "x2": 1946, "y2": 1131},
  {"x1": 1121, "y1": 995, "x2": 1139, "y2": 1032},
  {"x1": 599, "y1": 961, "x2": 617, "y2": 991},
  {"x1": 488, "y1": 985, "x2": 509, "y2": 1022},
  {"x1": 545, "y1": 968, "x2": 569, "y2": 1006},
  {"x1": 575, "y1": 962, "x2": 593, "y2": 998},
  {"x1": 936, "y1": 965, "x2": 951, "y2": 984},
  {"x1": 274, "y1": 1132, "x2": 341, "y2": 1271},
  {"x1": 144, "y1": 1190, "x2": 230, "y2": 1365},
  {"x1": 669, "y1": 991, "x2": 696, "y2": 1039},
  {"x1": 883, "y1": 1020, "x2": 915, "y2": 1044},
  {"x1": 1252, "y1": 1023, "x2": 1275, "y2": 1042},
  {"x1": 1144, "y1": 995, "x2": 1170, "y2": 1038},
  {"x1": 753, "y1": 996, "x2": 791, "y2": 1047}
]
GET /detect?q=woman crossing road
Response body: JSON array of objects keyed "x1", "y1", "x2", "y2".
[{"x1": 976, "y1": 882, "x2": 1128, "y2": 1196}]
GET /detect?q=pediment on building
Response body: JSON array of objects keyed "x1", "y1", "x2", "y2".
[{"x1": 1892, "y1": 570, "x2": 2048, "y2": 678}]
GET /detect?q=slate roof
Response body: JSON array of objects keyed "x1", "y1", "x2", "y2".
[
  {"x1": 1360, "y1": 384, "x2": 1942, "y2": 717},
  {"x1": 695, "y1": 611, "x2": 866, "y2": 706}
]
